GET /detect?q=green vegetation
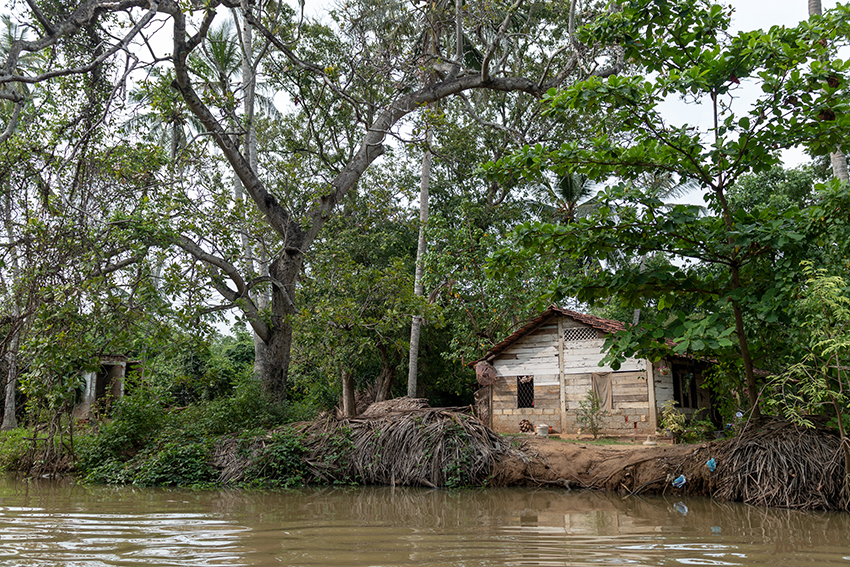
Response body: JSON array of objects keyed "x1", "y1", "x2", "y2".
[
  {"x1": 0, "y1": 428, "x2": 30, "y2": 471},
  {"x1": 576, "y1": 391, "x2": 609, "y2": 440},
  {"x1": 0, "y1": 0, "x2": 849, "y2": 493},
  {"x1": 659, "y1": 401, "x2": 686, "y2": 439},
  {"x1": 488, "y1": 0, "x2": 850, "y2": 425}
]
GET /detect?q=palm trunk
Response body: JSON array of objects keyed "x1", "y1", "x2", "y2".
[
  {"x1": 831, "y1": 151, "x2": 849, "y2": 183},
  {"x1": 632, "y1": 254, "x2": 647, "y2": 325},
  {"x1": 376, "y1": 343, "x2": 396, "y2": 403},
  {"x1": 407, "y1": 128, "x2": 432, "y2": 397},
  {"x1": 234, "y1": 5, "x2": 270, "y2": 378},
  {"x1": 341, "y1": 369, "x2": 356, "y2": 417},
  {"x1": 806, "y1": 2, "x2": 849, "y2": 184},
  {"x1": 809, "y1": 0, "x2": 822, "y2": 16}
]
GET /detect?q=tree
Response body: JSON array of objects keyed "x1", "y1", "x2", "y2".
[
  {"x1": 809, "y1": 0, "x2": 850, "y2": 183},
  {"x1": 295, "y1": 173, "x2": 428, "y2": 412},
  {"x1": 0, "y1": 0, "x2": 627, "y2": 403},
  {"x1": 488, "y1": 0, "x2": 850, "y2": 415},
  {"x1": 767, "y1": 263, "x2": 850, "y2": 506}
]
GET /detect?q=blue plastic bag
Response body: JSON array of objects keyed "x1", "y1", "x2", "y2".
[
  {"x1": 706, "y1": 458, "x2": 717, "y2": 472},
  {"x1": 672, "y1": 474, "x2": 686, "y2": 488}
]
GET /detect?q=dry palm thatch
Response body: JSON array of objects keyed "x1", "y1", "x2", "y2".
[
  {"x1": 212, "y1": 408, "x2": 528, "y2": 488},
  {"x1": 359, "y1": 396, "x2": 430, "y2": 419},
  {"x1": 713, "y1": 418, "x2": 849, "y2": 511},
  {"x1": 294, "y1": 409, "x2": 528, "y2": 487}
]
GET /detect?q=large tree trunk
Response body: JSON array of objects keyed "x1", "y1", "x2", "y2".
[
  {"x1": 2, "y1": 338, "x2": 18, "y2": 430},
  {"x1": 261, "y1": 251, "x2": 302, "y2": 402},
  {"x1": 262, "y1": 324, "x2": 292, "y2": 403},
  {"x1": 2, "y1": 183, "x2": 19, "y2": 430}
]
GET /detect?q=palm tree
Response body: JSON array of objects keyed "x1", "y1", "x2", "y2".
[{"x1": 531, "y1": 172, "x2": 603, "y2": 224}]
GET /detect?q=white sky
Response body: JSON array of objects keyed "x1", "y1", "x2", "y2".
[
  {"x1": 663, "y1": 0, "x2": 841, "y2": 169},
  {"x1": 298, "y1": 0, "x2": 834, "y2": 169}
]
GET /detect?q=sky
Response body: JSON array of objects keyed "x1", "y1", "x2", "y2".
[
  {"x1": 298, "y1": 0, "x2": 838, "y2": 169},
  {"x1": 662, "y1": 0, "x2": 842, "y2": 169},
  {"x1": 729, "y1": 0, "x2": 833, "y2": 30}
]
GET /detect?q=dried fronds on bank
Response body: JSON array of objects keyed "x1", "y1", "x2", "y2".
[
  {"x1": 292, "y1": 408, "x2": 527, "y2": 488},
  {"x1": 713, "y1": 419, "x2": 849, "y2": 511},
  {"x1": 358, "y1": 397, "x2": 430, "y2": 419},
  {"x1": 212, "y1": 437, "x2": 257, "y2": 485}
]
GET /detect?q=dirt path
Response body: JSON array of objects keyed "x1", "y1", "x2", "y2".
[{"x1": 496, "y1": 436, "x2": 720, "y2": 496}]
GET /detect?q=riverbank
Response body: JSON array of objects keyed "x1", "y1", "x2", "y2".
[
  {"x1": 3, "y1": 399, "x2": 846, "y2": 511},
  {"x1": 502, "y1": 417, "x2": 849, "y2": 511},
  {"x1": 499, "y1": 435, "x2": 715, "y2": 493}
]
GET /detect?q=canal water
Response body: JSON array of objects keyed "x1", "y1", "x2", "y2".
[{"x1": 1, "y1": 476, "x2": 849, "y2": 566}]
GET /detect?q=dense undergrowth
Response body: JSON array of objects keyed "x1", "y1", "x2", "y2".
[
  {"x1": 0, "y1": 382, "x2": 509, "y2": 491},
  {"x1": 68, "y1": 378, "x2": 316, "y2": 488}
]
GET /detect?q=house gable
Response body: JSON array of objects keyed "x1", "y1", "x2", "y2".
[{"x1": 485, "y1": 309, "x2": 645, "y2": 376}]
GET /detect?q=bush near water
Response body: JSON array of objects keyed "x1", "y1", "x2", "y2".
[{"x1": 63, "y1": 383, "x2": 521, "y2": 489}]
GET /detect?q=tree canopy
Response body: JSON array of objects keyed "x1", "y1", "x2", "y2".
[{"x1": 486, "y1": 0, "x2": 850, "y2": 416}]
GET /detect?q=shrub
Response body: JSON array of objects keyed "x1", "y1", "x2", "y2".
[
  {"x1": 75, "y1": 388, "x2": 166, "y2": 472},
  {"x1": 132, "y1": 440, "x2": 216, "y2": 487},
  {"x1": 681, "y1": 410, "x2": 715, "y2": 443},
  {"x1": 577, "y1": 391, "x2": 609, "y2": 439},
  {"x1": 660, "y1": 400, "x2": 686, "y2": 438},
  {"x1": 244, "y1": 430, "x2": 306, "y2": 487},
  {"x1": 0, "y1": 428, "x2": 31, "y2": 471},
  {"x1": 167, "y1": 377, "x2": 292, "y2": 439}
]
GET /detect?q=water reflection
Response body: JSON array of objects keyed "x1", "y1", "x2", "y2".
[{"x1": 1, "y1": 477, "x2": 849, "y2": 566}]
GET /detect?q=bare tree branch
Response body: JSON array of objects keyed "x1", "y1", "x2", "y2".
[{"x1": 173, "y1": 235, "x2": 270, "y2": 341}]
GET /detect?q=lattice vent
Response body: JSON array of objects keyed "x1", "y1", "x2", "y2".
[{"x1": 563, "y1": 327, "x2": 599, "y2": 341}]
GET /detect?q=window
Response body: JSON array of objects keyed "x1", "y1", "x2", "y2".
[{"x1": 517, "y1": 375, "x2": 534, "y2": 408}]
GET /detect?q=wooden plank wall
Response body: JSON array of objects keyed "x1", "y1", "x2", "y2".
[
  {"x1": 561, "y1": 370, "x2": 654, "y2": 435},
  {"x1": 563, "y1": 338, "x2": 645, "y2": 374},
  {"x1": 487, "y1": 316, "x2": 653, "y2": 435},
  {"x1": 492, "y1": 324, "x2": 560, "y2": 379}
]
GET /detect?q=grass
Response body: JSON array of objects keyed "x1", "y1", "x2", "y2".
[
  {"x1": 553, "y1": 437, "x2": 627, "y2": 446},
  {"x1": 499, "y1": 432, "x2": 628, "y2": 446}
]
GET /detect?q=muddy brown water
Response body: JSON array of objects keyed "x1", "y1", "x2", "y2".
[{"x1": 1, "y1": 476, "x2": 849, "y2": 566}]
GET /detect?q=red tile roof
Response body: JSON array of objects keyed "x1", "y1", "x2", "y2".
[{"x1": 473, "y1": 305, "x2": 758, "y2": 374}]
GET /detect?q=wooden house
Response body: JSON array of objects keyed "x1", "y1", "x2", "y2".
[{"x1": 473, "y1": 307, "x2": 714, "y2": 437}]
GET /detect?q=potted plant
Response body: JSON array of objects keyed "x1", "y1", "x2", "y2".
[
  {"x1": 660, "y1": 400, "x2": 685, "y2": 441},
  {"x1": 657, "y1": 364, "x2": 671, "y2": 376}
]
